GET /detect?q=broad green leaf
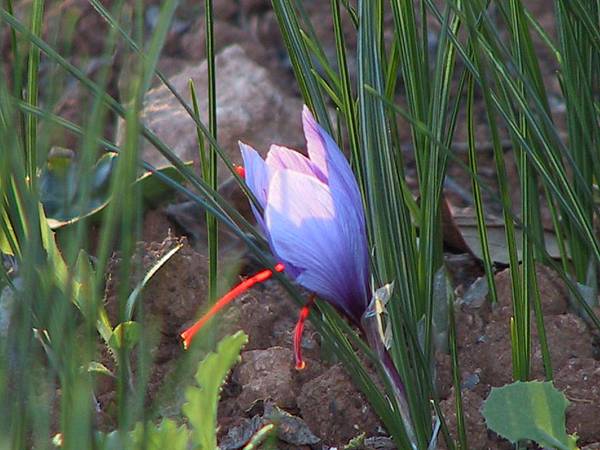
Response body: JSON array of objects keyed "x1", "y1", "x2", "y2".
[
  {"x1": 482, "y1": 381, "x2": 578, "y2": 450},
  {"x1": 41, "y1": 151, "x2": 191, "y2": 229},
  {"x1": 137, "y1": 165, "x2": 191, "y2": 207},
  {"x1": 72, "y1": 250, "x2": 94, "y2": 315},
  {"x1": 183, "y1": 331, "x2": 248, "y2": 450},
  {"x1": 108, "y1": 321, "x2": 141, "y2": 351}
]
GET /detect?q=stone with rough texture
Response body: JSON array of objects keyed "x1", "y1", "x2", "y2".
[
  {"x1": 297, "y1": 365, "x2": 380, "y2": 445},
  {"x1": 118, "y1": 45, "x2": 303, "y2": 180},
  {"x1": 234, "y1": 347, "x2": 299, "y2": 411}
]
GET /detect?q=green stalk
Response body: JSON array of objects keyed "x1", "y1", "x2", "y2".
[
  {"x1": 357, "y1": 0, "x2": 429, "y2": 446},
  {"x1": 448, "y1": 303, "x2": 467, "y2": 449},
  {"x1": 331, "y1": 0, "x2": 364, "y2": 196},
  {"x1": 466, "y1": 74, "x2": 497, "y2": 305},
  {"x1": 461, "y1": 0, "x2": 523, "y2": 379},
  {"x1": 24, "y1": 0, "x2": 44, "y2": 185},
  {"x1": 508, "y1": 0, "x2": 534, "y2": 381},
  {"x1": 205, "y1": 0, "x2": 218, "y2": 308},
  {"x1": 6, "y1": 0, "x2": 22, "y2": 99}
]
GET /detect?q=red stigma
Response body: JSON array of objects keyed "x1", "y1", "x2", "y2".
[
  {"x1": 181, "y1": 263, "x2": 285, "y2": 349},
  {"x1": 235, "y1": 166, "x2": 246, "y2": 178},
  {"x1": 293, "y1": 296, "x2": 315, "y2": 370}
]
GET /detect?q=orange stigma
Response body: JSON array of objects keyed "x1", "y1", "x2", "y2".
[
  {"x1": 181, "y1": 263, "x2": 285, "y2": 349},
  {"x1": 235, "y1": 166, "x2": 246, "y2": 178},
  {"x1": 293, "y1": 296, "x2": 315, "y2": 370}
]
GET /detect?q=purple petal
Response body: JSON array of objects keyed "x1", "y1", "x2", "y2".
[
  {"x1": 301, "y1": 106, "x2": 370, "y2": 308},
  {"x1": 239, "y1": 142, "x2": 269, "y2": 207},
  {"x1": 302, "y1": 105, "x2": 363, "y2": 207},
  {"x1": 264, "y1": 169, "x2": 368, "y2": 321},
  {"x1": 265, "y1": 145, "x2": 325, "y2": 182},
  {"x1": 239, "y1": 141, "x2": 270, "y2": 229}
]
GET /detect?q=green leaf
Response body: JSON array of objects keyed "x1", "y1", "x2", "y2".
[
  {"x1": 87, "y1": 361, "x2": 114, "y2": 378},
  {"x1": 125, "y1": 242, "x2": 182, "y2": 320},
  {"x1": 137, "y1": 165, "x2": 190, "y2": 207},
  {"x1": 108, "y1": 321, "x2": 141, "y2": 351},
  {"x1": 129, "y1": 420, "x2": 190, "y2": 450},
  {"x1": 42, "y1": 151, "x2": 191, "y2": 230},
  {"x1": 482, "y1": 381, "x2": 578, "y2": 450},
  {"x1": 183, "y1": 331, "x2": 248, "y2": 450},
  {"x1": 0, "y1": 207, "x2": 18, "y2": 255}
]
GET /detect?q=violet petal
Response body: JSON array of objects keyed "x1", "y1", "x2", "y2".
[
  {"x1": 302, "y1": 106, "x2": 363, "y2": 207},
  {"x1": 239, "y1": 141, "x2": 270, "y2": 230},
  {"x1": 265, "y1": 145, "x2": 324, "y2": 181},
  {"x1": 265, "y1": 169, "x2": 367, "y2": 321}
]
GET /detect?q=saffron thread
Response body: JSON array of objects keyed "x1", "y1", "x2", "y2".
[
  {"x1": 293, "y1": 295, "x2": 315, "y2": 370},
  {"x1": 181, "y1": 263, "x2": 285, "y2": 349},
  {"x1": 235, "y1": 166, "x2": 246, "y2": 178}
]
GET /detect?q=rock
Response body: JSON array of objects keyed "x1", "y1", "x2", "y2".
[
  {"x1": 240, "y1": 0, "x2": 271, "y2": 15},
  {"x1": 555, "y1": 358, "x2": 600, "y2": 444},
  {"x1": 141, "y1": 208, "x2": 175, "y2": 243},
  {"x1": 297, "y1": 365, "x2": 380, "y2": 445},
  {"x1": 264, "y1": 402, "x2": 320, "y2": 446},
  {"x1": 179, "y1": 20, "x2": 271, "y2": 67},
  {"x1": 120, "y1": 44, "x2": 304, "y2": 179},
  {"x1": 234, "y1": 347, "x2": 300, "y2": 411}
]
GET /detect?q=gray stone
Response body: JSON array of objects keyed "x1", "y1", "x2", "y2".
[{"x1": 118, "y1": 45, "x2": 304, "y2": 181}]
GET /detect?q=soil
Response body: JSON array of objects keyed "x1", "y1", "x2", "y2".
[{"x1": 5, "y1": 0, "x2": 600, "y2": 448}]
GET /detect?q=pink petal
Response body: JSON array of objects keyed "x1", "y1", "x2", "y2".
[{"x1": 265, "y1": 145, "x2": 325, "y2": 182}]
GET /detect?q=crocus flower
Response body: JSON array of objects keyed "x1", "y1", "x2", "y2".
[
  {"x1": 181, "y1": 106, "x2": 370, "y2": 365},
  {"x1": 240, "y1": 106, "x2": 370, "y2": 323}
]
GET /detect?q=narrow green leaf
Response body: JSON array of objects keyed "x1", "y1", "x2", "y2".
[
  {"x1": 87, "y1": 362, "x2": 115, "y2": 378},
  {"x1": 125, "y1": 243, "x2": 183, "y2": 320}
]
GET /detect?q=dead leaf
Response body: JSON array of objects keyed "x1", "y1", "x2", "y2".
[{"x1": 442, "y1": 199, "x2": 562, "y2": 264}]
